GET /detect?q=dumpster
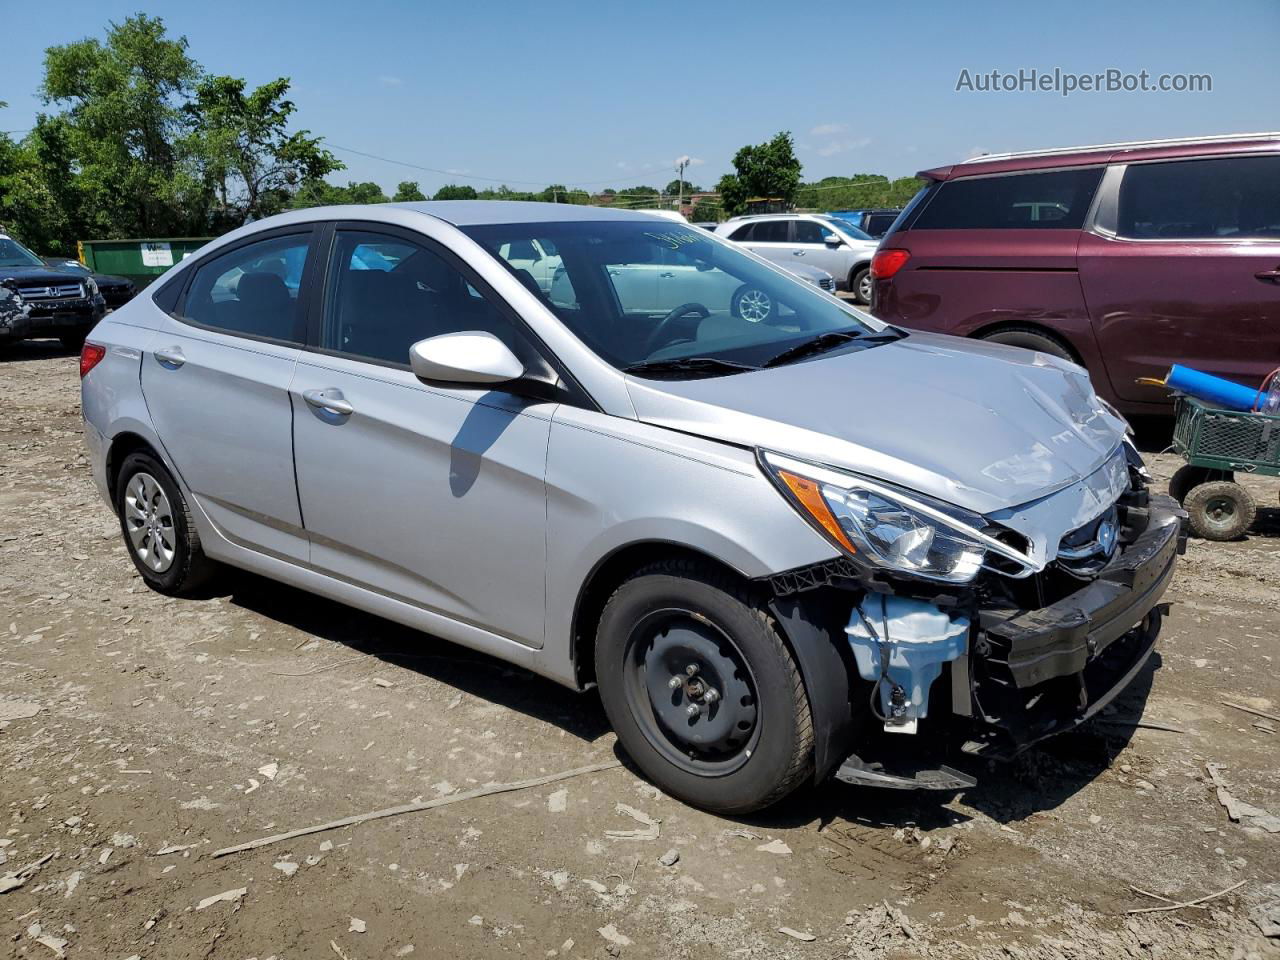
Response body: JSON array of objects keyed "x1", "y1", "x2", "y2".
[{"x1": 78, "y1": 237, "x2": 213, "y2": 289}]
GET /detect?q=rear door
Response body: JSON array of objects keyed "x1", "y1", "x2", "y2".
[
  {"x1": 732, "y1": 220, "x2": 794, "y2": 268},
  {"x1": 1078, "y1": 154, "x2": 1280, "y2": 404},
  {"x1": 141, "y1": 228, "x2": 317, "y2": 562}
]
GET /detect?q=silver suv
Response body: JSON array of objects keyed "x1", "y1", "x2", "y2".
[
  {"x1": 715, "y1": 213, "x2": 880, "y2": 302},
  {"x1": 80, "y1": 202, "x2": 1183, "y2": 813}
]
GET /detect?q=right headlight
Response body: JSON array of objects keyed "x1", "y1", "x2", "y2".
[{"x1": 760, "y1": 451, "x2": 1038, "y2": 583}]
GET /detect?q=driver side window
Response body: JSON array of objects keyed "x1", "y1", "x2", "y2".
[{"x1": 322, "y1": 230, "x2": 525, "y2": 367}]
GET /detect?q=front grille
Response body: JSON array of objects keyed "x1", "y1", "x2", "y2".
[
  {"x1": 17, "y1": 282, "x2": 84, "y2": 301},
  {"x1": 819, "y1": 277, "x2": 834, "y2": 291},
  {"x1": 1055, "y1": 505, "x2": 1120, "y2": 578}
]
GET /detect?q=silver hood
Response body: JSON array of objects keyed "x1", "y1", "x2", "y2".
[{"x1": 624, "y1": 331, "x2": 1128, "y2": 518}]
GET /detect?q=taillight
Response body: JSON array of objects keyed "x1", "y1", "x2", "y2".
[
  {"x1": 871, "y1": 248, "x2": 910, "y2": 279},
  {"x1": 80, "y1": 343, "x2": 106, "y2": 378}
]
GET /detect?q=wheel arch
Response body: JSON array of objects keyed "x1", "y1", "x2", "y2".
[
  {"x1": 968, "y1": 320, "x2": 1084, "y2": 365},
  {"x1": 105, "y1": 431, "x2": 164, "y2": 503},
  {"x1": 570, "y1": 539, "x2": 856, "y2": 783}
]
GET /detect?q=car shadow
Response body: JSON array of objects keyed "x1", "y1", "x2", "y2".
[
  {"x1": 217, "y1": 567, "x2": 612, "y2": 744},
  {"x1": 210, "y1": 565, "x2": 1157, "y2": 829}
]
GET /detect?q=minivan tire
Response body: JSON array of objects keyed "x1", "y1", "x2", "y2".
[
  {"x1": 115, "y1": 451, "x2": 218, "y2": 595},
  {"x1": 979, "y1": 326, "x2": 1075, "y2": 363},
  {"x1": 594, "y1": 559, "x2": 814, "y2": 814}
]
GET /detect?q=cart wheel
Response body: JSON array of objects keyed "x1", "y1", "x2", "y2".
[
  {"x1": 1184, "y1": 481, "x2": 1256, "y2": 541},
  {"x1": 1168, "y1": 465, "x2": 1232, "y2": 505}
]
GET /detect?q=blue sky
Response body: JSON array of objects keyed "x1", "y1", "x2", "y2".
[{"x1": 3, "y1": 0, "x2": 1277, "y2": 195}]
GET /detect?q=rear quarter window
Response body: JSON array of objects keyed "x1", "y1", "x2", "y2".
[{"x1": 911, "y1": 167, "x2": 1104, "y2": 230}]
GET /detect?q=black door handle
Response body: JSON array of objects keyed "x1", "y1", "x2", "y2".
[{"x1": 1255, "y1": 268, "x2": 1280, "y2": 284}]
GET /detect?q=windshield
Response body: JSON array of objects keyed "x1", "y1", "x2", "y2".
[
  {"x1": 818, "y1": 217, "x2": 873, "y2": 242},
  {"x1": 0, "y1": 237, "x2": 45, "y2": 269},
  {"x1": 462, "y1": 219, "x2": 891, "y2": 372}
]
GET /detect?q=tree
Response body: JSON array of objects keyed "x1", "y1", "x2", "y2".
[
  {"x1": 664, "y1": 179, "x2": 699, "y2": 197},
  {"x1": 39, "y1": 14, "x2": 201, "y2": 239},
  {"x1": 689, "y1": 197, "x2": 720, "y2": 222},
  {"x1": 617, "y1": 185, "x2": 659, "y2": 196},
  {"x1": 539, "y1": 184, "x2": 569, "y2": 203},
  {"x1": 433, "y1": 183, "x2": 477, "y2": 200},
  {"x1": 183, "y1": 75, "x2": 338, "y2": 229},
  {"x1": 719, "y1": 131, "x2": 803, "y2": 216},
  {"x1": 392, "y1": 180, "x2": 426, "y2": 201},
  {"x1": 292, "y1": 179, "x2": 387, "y2": 207}
]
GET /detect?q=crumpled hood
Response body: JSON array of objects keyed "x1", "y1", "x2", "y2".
[{"x1": 625, "y1": 331, "x2": 1127, "y2": 516}]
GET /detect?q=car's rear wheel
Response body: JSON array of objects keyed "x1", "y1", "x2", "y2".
[
  {"x1": 979, "y1": 326, "x2": 1075, "y2": 363},
  {"x1": 115, "y1": 451, "x2": 217, "y2": 595},
  {"x1": 852, "y1": 267, "x2": 872, "y2": 304},
  {"x1": 594, "y1": 559, "x2": 813, "y2": 814}
]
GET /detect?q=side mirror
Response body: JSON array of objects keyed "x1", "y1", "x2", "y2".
[
  {"x1": 409, "y1": 331, "x2": 524, "y2": 385},
  {"x1": 823, "y1": 234, "x2": 844, "y2": 247}
]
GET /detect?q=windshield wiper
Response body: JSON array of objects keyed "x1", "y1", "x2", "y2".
[
  {"x1": 762, "y1": 329, "x2": 901, "y2": 368},
  {"x1": 622, "y1": 356, "x2": 758, "y2": 377}
]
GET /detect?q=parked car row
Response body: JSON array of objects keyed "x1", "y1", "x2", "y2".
[
  {"x1": 870, "y1": 131, "x2": 1280, "y2": 414},
  {"x1": 0, "y1": 232, "x2": 136, "y2": 349},
  {"x1": 714, "y1": 213, "x2": 880, "y2": 303}
]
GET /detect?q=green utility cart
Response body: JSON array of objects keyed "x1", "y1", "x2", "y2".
[
  {"x1": 78, "y1": 237, "x2": 213, "y2": 289},
  {"x1": 1167, "y1": 396, "x2": 1280, "y2": 541}
]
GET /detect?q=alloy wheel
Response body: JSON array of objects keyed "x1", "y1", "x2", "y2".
[{"x1": 123, "y1": 472, "x2": 177, "y2": 573}]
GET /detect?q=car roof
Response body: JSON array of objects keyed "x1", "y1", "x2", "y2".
[
  {"x1": 383, "y1": 200, "x2": 666, "y2": 225},
  {"x1": 918, "y1": 131, "x2": 1280, "y2": 181}
]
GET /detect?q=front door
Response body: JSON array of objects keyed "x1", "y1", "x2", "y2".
[
  {"x1": 289, "y1": 227, "x2": 553, "y2": 648},
  {"x1": 1079, "y1": 154, "x2": 1280, "y2": 404},
  {"x1": 140, "y1": 229, "x2": 316, "y2": 561}
]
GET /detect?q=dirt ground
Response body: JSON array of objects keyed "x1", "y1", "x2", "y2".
[{"x1": 2, "y1": 338, "x2": 1278, "y2": 960}]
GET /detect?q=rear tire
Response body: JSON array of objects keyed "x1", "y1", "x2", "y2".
[
  {"x1": 852, "y1": 267, "x2": 872, "y2": 304},
  {"x1": 594, "y1": 559, "x2": 813, "y2": 814},
  {"x1": 115, "y1": 451, "x2": 217, "y2": 595},
  {"x1": 1184, "y1": 481, "x2": 1255, "y2": 541},
  {"x1": 979, "y1": 326, "x2": 1075, "y2": 363}
]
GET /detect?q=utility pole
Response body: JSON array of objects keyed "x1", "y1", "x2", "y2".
[{"x1": 675, "y1": 156, "x2": 689, "y2": 212}]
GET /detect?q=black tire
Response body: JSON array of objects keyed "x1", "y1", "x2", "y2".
[
  {"x1": 1168, "y1": 464, "x2": 1232, "y2": 505},
  {"x1": 115, "y1": 451, "x2": 217, "y2": 594},
  {"x1": 851, "y1": 267, "x2": 872, "y2": 304},
  {"x1": 595, "y1": 559, "x2": 814, "y2": 814},
  {"x1": 979, "y1": 326, "x2": 1075, "y2": 363},
  {"x1": 730, "y1": 284, "x2": 774, "y2": 323},
  {"x1": 1184, "y1": 481, "x2": 1256, "y2": 541}
]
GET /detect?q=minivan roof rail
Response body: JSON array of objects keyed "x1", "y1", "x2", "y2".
[{"x1": 960, "y1": 131, "x2": 1280, "y2": 164}]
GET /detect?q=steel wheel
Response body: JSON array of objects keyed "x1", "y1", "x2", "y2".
[
  {"x1": 622, "y1": 608, "x2": 760, "y2": 776},
  {"x1": 122, "y1": 471, "x2": 177, "y2": 573}
]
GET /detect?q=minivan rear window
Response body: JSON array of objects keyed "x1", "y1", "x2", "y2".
[{"x1": 910, "y1": 167, "x2": 1104, "y2": 230}]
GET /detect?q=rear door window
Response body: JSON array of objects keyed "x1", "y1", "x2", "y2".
[
  {"x1": 181, "y1": 233, "x2": 311, "y2": 342},
  {"x1": 1116, "y1": 156, "x2": 1280, "y2": 239},
  {"x1": 911, "y1": 168, "x2": 1104, "y2": 230},
  {"x1": 751, "y1": 220, "x2": 790, "y2": 243}
]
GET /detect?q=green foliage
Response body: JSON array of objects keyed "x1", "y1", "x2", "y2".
[
  {"x1": 183, "y1": 75, "x2": 338, "y2": 230},
  {"x1": 793, "y1": 174, "x2": 925, "y2": 212},
  {"x1": 392, "y1": 181, "x2": 427, "y2": 201},
  {"x1": 664, "y1": 179, "x2": 700, "y2": 196},
  {"x1": 720, "y1": 131, "x2": 802, "y2": 216},
  {"x1": 715, "y1": 173, "x2": 747, "y2": 217},
  {"x1": 0, "y1": 14, "x2": 343, "y2": 252},
  {"x1": 689, "y1": 197, "x2": 721, "y2": 222},
  {"x1": 617, "y1": 185, "x2": 659, "y2": 196},
  {"x1": 433, "y1": 183, "x2": 478, "y2": 201},
  {"x1": 292, "y1": 179, "x2": 387, "y2": 207}
]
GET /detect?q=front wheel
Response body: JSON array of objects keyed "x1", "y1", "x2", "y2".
[
  {"x1": 731, "y1": 284, "x2": 774, "y2": 323},
  {"x1": 595, "y1": 560, "x2": 813, "y2": 814}
]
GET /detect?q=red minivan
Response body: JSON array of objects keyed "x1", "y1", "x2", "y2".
[{"x1": 871, "y1": 133, "x2": 1280, "y2": 415}]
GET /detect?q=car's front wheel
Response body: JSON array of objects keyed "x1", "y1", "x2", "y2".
[
  {"x1": 731, "y1": 284, "x2": 774, "y2": 323},
  {"x1": 595, "y1": 559, "x2": 813, "y2": 814},
  {"x1": 115, "y1": 451, "x2": 217, "y2": 595}
]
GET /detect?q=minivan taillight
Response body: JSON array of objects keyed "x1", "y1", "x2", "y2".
[
  {"x1": 79, "y1": 343, "x2": 106, "y2": 378},
  {"x1": 871, "y1": 249, "x2": 910, "y2": 279}
]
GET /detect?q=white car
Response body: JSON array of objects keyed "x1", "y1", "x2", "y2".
[{"x1": 715, "y1": 213, "x2": 879, "y2": 303}]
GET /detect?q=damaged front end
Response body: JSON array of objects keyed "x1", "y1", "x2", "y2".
[{"x1": 760, "y1": 440, "x2": 1188, "y2": 791}]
